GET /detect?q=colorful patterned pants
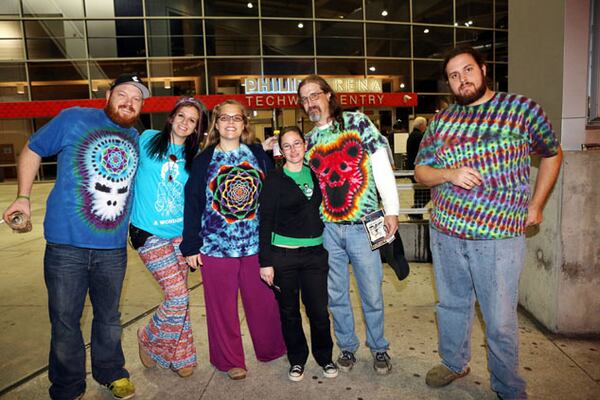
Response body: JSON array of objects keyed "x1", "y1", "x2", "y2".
[{"x1": 137, "y1": 236, "x2": 197, "y2": 370}]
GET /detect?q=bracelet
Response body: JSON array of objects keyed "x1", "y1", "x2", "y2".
[{"x1": 16, "y1": 195, "x2": 30, "y2": 200}]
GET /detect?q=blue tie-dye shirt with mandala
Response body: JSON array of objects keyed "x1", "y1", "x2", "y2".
[
  {"x1": 305, "y1": 111, "x2": 388, "y2": 222},
  {"x1": 415, "y1": 92, "x2": 559, "y2": 239},
  {"x1": 200, "y1": 145, "x2": 264, "y2": 257},
  {"x1": 28, "y1": 107, "x2": 139, "y2": 249}
]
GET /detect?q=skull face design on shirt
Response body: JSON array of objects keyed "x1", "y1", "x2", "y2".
[
  {"x1": 78, "y1": 130, "x2": 138, "y2": 230},
  {"x1": 308, "y1": 132, "x2": 368, "y2": 221}
]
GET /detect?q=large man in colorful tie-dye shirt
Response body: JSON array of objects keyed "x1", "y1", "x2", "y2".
[
  {"x1": 415, "y1": 46, "x2": 563, "y2": 400},
  {"x1": 2, "y1": 74, "x2": 150, "y2": 400},
  {"x1": 298, "y1": 75, "x2": 400, "y2": 376}
]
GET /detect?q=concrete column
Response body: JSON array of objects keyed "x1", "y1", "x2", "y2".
[{"x1": 509, "y1": 0, "x2": 600, "y2": 334}]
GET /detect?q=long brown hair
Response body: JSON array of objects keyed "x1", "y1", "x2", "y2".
[
  {"x1": 203, "y1": 100, "x2": 255, "y2": 148},
  {"x1": 297, "y1": 74, "x2": 345, "y2": 131}
]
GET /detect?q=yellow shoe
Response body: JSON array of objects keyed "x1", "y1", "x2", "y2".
[
  {"x1": 175, "y1": 366, "x2": 195, "y2": 378},
  {"x1": 227, "y1": 367, "x2": 247, "y2": 380},
  {"x1": 104, "y1": 377, "x2": 135, "y2": 400}
]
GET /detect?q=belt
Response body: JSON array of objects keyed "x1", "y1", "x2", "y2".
[{"x1": 335, "y1": 221, "x2": 362, "y2": 225}]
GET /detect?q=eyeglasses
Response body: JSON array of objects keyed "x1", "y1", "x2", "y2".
[
  {"x1": 218, "y1": 114, "x2": 244, "y2": 123},
  {"x1": 281, "y1": 141, "x2": 304, "y2": 152},
  {"x1": 299, "y1": 91, "x2": 324, "y2": 105}
]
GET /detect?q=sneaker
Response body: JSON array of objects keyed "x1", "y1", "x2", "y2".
[
  {"x1": 288, "y1": 364, "x2": 305, "y2": 382},
  {"x1": 425, "y1": 364, "x2": 470, "y2": 387},
  {"x1": 337, "y1": 351, "x2": 356, "y2": 372},
  {"x1": 373, "y1": 351, "x2": 392, "y2": 375},
  {"x1": 322, "y1": 362, "x2": 339, "y2": 378},
  {"x1": 104, "y1": 378, "x2": 135, "y2": 400}
]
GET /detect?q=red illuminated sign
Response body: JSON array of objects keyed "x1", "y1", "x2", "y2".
[{"x1": 0, "y1": 93, "x2": 417, "y2": 119}]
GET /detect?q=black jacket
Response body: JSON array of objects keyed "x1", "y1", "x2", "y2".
[
  {"x1": 258, "y1": 167, "x2": 324, "y2": 267},
  {"x1": 180, "y1": 143, "x2": 273, "y2": 257}
]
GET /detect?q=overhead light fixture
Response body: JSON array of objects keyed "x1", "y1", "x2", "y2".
[
  {"x1": 423, "y1": 28, "x2": 430, "y2": 33},
  {"x1": 400, "y1": 83, "x2": 405, "y2": 89},
  {"x1": 247, "y1": 2, "x2": 253, "y2": 8},
  {"x1": 297, "y1": 22, "x2": 304, "y2": 28},
  {"x1": 164, "y1": 79, "x2": 171, "y2": 89},
  {"x1": 16, "y1": 84, "x2": 25, "y2": 95},
  {"x1": 381, "y1": 10, "x2": 388, "y2": 17},
  {"x1": 369, "y1": 66, "x2": 376, "y2": 72},
  {"x1": 91, "y1": 81, "x2": 99, "y2": 92},
  {"x1": 339, "y1": 15, "x2": 344, "y2": 19},
  {"x1": 468, "y1": 20, "x2": 473, "y2": 25},
  {"x1": 454, "y1": 22, "x2": 458, "y2": 26}
]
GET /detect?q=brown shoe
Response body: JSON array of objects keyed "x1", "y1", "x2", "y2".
[
  {"x1": 175, "y1": 367, "x2": 194, "y2": 378},
  {"x1": 137, "y1": 326, "x2": 156, "y2": 368},
  {"x1": 227, "y1": 367, "x2": 247, "y2": 380},
  {"x1": 425, "y1": 364, "x2": 470, "y2": 387}
]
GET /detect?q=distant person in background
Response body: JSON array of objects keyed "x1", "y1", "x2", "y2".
[
  {"x1": 407, "y1": 116, "x2": 430, "y2": 220},
  {"x1": 129, "y1": 97, "x2": 208, "y2": 378}
]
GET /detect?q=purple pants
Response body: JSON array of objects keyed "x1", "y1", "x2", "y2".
[{"x1": 201, "y1": 254, "x2": 286, "y2": 371}]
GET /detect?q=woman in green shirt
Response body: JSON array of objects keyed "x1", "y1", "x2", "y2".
[{"x1": 258, "y1": 126, "x2": 338, "y2": 382}]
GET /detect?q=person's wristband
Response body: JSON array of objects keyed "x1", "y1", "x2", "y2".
[{"x1": 16, "y1": 195, "x2": 30, "y2": 201}]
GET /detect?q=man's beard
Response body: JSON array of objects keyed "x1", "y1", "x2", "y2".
[
  {"x1": 453, "y1": 80, "x2": 488, "y2": 106},
  {"x1": 308, "y1": 106, "x2": 322, "y2": 123},
  {"x1": 105, "y1": 103, "x2": 138, "y2": 128}
]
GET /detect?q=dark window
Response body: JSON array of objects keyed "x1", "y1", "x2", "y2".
[
  {"x1": 366, "y1": 59, "x2": 411, "y2": 92},
  {"x1": 261, "y1": 0, "x2": 312, "y2": 18},
  {"x1": 263, "y1": 58, "x2": 315, "y2": 75},
  {"x1": 205, "y1": 19, "x2": 260, "y2": 56},
  {"x1": 204, "y1": 0, "x2": 258, "y2": 17},
  {"x1": 147, "y1": 19, "x2": 203, "y2": 57},
  {"x1": 455, "y1": 0, "x2": 494, "y2": 28},
  {"x1": 413, "y1": 60, "x2": 445, "y2": 93},
  {"x1": 145, "y1": 0, "x2": 201, "y2": 16},
  {"x1": 0, "y1": 63, "x2": 28, "y2": 101},
  {"x1": 494, "y1": 63, "x2": 508, "y2": 93},
  {"x1": 316, "y1": 22, "x2": 363, "y2": 57},
  {"x1": 412, "y1": 26, "x2": 453, "y2": 59},
  {"x1": 366, "y1": 23, "x2": 410, "y2": 58},
  {"x1": 416, "y1": 95, "x2": 451, "y2": 114},
  {"x1": 262, "y1": 20, "x2": 313, "y2": 56},
  {"x1": 25, "y1": 20, "x2": 86, "y2": 59},
  {"x1": 87, "y1": 20, "x2": 145, "y2": 58},
  {"x1": 149, "y1": 59, "x2": 205, "y2": 96},
  {"x1": 207, "y1": 58, "x2": 261, "y2": 94},
  {"x1": 495, "y1": 31, "x2": 508, "y2": 62},
  {"x1": 28, "y1": 61, "x2": 89, "y2": 100},
  {"x1": 317, "y1": 59, "x2": 365, "y2": 75},
  {"x1": 89, "y1": 60, "x2": 147, "y2": 98},
  {"x1": 365, "y1": 0, "x2": 409, "y2": 22},
  {"x1": 412, "y1": 0, "x2": 453, "y2": 25},
  {"x1": 496, "y1": 0, "x2": 508, "y2": 29},
  {"x1": 315, "y1": 0, "x2": 363, "y2": 19}
]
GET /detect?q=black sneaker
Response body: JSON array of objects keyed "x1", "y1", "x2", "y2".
[
  {"x1": 337, "y1": 351, "x2": 356, "y2": 372},
  {"x1": 322, "y1": 362, "x2": 339, "y2": 378},
  {"x1": 288, "y1": 364, "x2": 305, "y2": 382},
  {"x1": 373, "y1": 351, "x2": 392, "y2": 375}
]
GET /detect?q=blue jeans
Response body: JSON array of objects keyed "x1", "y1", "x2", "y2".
[
  {"x1": 323, "y1": 223, "x2": 388, "y2": 353},
  {"x1": 44, "y1": 243, "x2": 129, "y2": 400},
  {"x1": 430, "y1": 228, "x2": 527, "y2": 400}
]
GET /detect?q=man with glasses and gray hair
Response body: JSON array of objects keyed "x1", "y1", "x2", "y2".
[{"x1": 297, "y1": 74, "x2": 399, "y2": 375}]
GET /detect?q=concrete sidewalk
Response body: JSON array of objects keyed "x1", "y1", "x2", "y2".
[{"x1": 1, "y1": 263, "x2": 599, "y2": 400}]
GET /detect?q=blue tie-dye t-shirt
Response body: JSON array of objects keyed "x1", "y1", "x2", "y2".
[
  {"x1": 28, "y1": 107, "x2": 139, "y2": 249},
  {"x1": 200, "y1": 144, "x2": 264, "y2": 257}
]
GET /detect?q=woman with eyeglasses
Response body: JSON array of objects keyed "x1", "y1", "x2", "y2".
[
  {"x1": 258, "y1": 126, "x2": 338, "y2": 382},
  {"x1": 180, "y1": 99, "x2": 285, "y2": 380},
  {"x1": 129, "y1": 96, "x2": 208, "y2": 378}
]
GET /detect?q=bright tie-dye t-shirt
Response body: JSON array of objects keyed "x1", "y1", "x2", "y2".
[
  {"x1": 305, "y1": 111, "x2": 388, "y2": 223},
  {"x1": 415, "y1": 92, "x2": 559, "y2": 239},
  {"x1": 28, "y1": 107, "x2": 139, "y2": 249},
  {"x1": 200, "y1": 144, "x2": 264, "y2": 257}
]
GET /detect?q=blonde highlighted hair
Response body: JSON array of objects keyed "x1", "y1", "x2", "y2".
[{"x1": 203, "y1": 100, "x2": 255, "y2": 148}]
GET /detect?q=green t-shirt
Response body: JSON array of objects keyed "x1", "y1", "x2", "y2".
[{"x1": 272, "y1": 165, "x2": 323, "y2": 247}]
